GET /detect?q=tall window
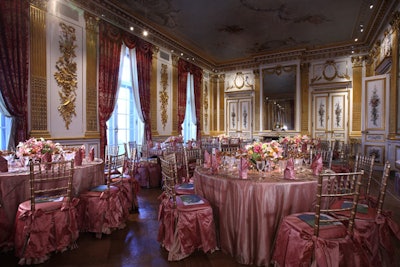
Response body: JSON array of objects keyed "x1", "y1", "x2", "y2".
[
  {"x1": 182, "y1": 73, "x2": 197, "y2": 142},
  {"x1": 0, "y1": 113, "x2": 11, "y2": 150},
  {"x1": 107, "y1": 46, "x2": 144, "y2": 147}
]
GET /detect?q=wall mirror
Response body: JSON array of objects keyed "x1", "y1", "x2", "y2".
[{"x1": 262, "y1": 65, "x2": 297, "y2": 131}]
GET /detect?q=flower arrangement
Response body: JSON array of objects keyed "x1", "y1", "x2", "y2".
[
  {"x1": 16, "y1": 137, "x2": 63, "y2": 158},
  {"x1": 245, "y1": 140, "x2": 283, "y2": 162},
  {"x1": 279, "y1": 134, "x2": 319, "y2": 158}
]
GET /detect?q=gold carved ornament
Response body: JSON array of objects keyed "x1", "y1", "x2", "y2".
[
  {"x1": 159, "y1": 64, "x2": 169, "y2": 130},
  {"x1": 54, "y1": 22, "x2": 77, "y2": 130}
]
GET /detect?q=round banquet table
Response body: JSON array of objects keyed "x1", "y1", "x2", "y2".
[
  {"x1": 193, "y1": 166, "x2": 319, "y2": 266},
  {"x1": 0, "y1": 158, "x2": 104, "y2": 250}
]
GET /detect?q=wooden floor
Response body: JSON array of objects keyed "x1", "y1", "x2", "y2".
[{"x1": 1, "y1": 172, "x2": 400, "y2": 267}]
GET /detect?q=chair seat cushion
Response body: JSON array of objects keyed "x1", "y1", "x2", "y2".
[
  {"x1": 176, "y1": 194, "x2": 210, "y2": 211},
  {"x1": 175, "y1": 183, "x2": 195, "y2": 195},
  {"x1": 330, "y1": 199, "x2": 377, "y2": 220},
  {"x1": 285, "y1": 212, "x2": 348, "y2": 239},
  {"x1": 19, "y1": 197, "x2": 65, "y2": 212},
  {"x1": 80, "y1": 185, "x2": 119, "y2": 197}
]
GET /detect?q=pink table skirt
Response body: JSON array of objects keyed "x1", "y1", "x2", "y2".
[
  {"x1": 193, "y1": 167, "x2": 319, "y2": 266},
  {"x1": 0, "y1": 159, "x2": 104, "y2": 250}
]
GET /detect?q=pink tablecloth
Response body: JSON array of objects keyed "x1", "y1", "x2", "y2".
[
  {"x1": 193, "y1": 167, "x2": 319, "y2": 266},
  {"x1": 0, "y1": 159, "x2": 104, "y2": 250}
]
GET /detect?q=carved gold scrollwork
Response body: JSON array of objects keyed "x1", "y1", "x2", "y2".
[
  {"x1": 54, "y1": 22, "x2": 77, "y2": 130},
  {"x1": 203, "y1": 83, "x2": 209, "y2": 128},
  {"x1": 159, "y1": 64, "x2": 169, "y2": 129}
]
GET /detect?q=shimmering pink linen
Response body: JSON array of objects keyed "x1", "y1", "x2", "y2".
[
  {"x1": 330, "y1": 198, "x2": 400, "y2": 266},
  {"x1": 78, "y1": 186, "x2": 126, "y2": 234},
  {"x1": 134, "y1": 160, "x2": 161, "y2": 188},
  {"x1": 271, "y1": 214, "x2": 368, "y2": 267},
  {"x1": 0, "y1": 159, "x2": 104, "y2": 249},
  {"x1": 194, "y1": 167, "x2": 319, "y2": 266},
  {"x1": 14, "y1": 198, "x2": 79, "y2": 265},
  {"x1": 157, "y1": 194, "x2": 218, "y2": 261}
]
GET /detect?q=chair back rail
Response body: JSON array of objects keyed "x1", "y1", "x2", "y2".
[
  {"x1": 29, "y1": 159, "x2": 74, "y2": 212},
  {"x1": 315, "y1": 170, "x2": 363, "y2": 237}
]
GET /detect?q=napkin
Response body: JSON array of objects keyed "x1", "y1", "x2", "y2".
[
  {"x1": 238, "y1": 157, "x2": 248, "y2": 179},
  {"x1": 0, "y1": 156, "x2": 8, "y2": 172},
  {"x1": 81, "y1": 145, "x2": 86, "y2": 159},
  {"x1": 204, "y1": 150, "x2": 211, "y2": 168},
  {"x1": 284, "y1": 158, "x2": 296, "y2": 179},
  {"x1": 75, "y1": 148, "x2": 83, "y2": 166},
  {"x1": 89, "y1": 147, "x2": 95, "y2": 161},
  {"x1": 311, "y1": 154, "x2": 323, "y2": 175},
  {"x1": 211, "y1": 154, "x2": 219, "y2": 174}
]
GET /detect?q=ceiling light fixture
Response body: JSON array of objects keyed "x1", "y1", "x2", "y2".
[
  {"x1": 354, "y1": 38, "x2": 359, "y2": 42},
  {"x1": 142, "y1": 30, "x2": 148, "y2": 37},
  {"x1": 130, "y1": 26, "x2": 134, "y2": 31},
  {"x1": 369, "y1": 4, "x2": 373, "y2": 9}
]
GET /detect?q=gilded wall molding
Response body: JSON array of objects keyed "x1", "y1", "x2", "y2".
[
  {"x1": 203, "y1": 82, "x2": 209, "y2": 130},
  {"x1": 54, "y1": 22, "x2": 78, "y2": 130},
  {"x1": 30, "y1": 0, "x2": 47, "y2": 10},
  {"x1": 159, "y1": 63, "x2": 169, "y2": 130},
  {"x1": 30, "y1": 3, "x2": 50, "y2": 137},
  {"x1": 84, "y1": 12, "x2": 99, "y2": 137}
]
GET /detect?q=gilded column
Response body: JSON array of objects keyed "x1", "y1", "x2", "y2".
[
  {"x1": 84, "y1": 12, "x2": 100, "y2": 138},
  {"x1": 218, "y1": 74, "x2": 225, "y2": 134},
  {"x1": 151, "y1": 47, "x2": 160, "y2": 136},
  {"x1": 30, "y1": 0, "x2": 50, "y2": 138},
  {"x1": 350, "y1": 56, "x2": 363, "y2": 137},
  {"x1": 300, "y1": 63, "x2": 310, "y2": 135},
  {"x1": 209, "y1": 74, "x2": 218, "y2": 135},
  {"x1": 254, "y1": 69, "x2": 260, "y2": 132},
  {"x1": 171, "y1": 55, "x2": 179, "y2": 136},
  {"x1": 389, "y1": 12, "x2": 399, "y2": 139}
]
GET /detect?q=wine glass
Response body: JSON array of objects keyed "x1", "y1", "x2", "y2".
[{"x1": 256, "y1": 160, "x2": 265, "y2": 174}]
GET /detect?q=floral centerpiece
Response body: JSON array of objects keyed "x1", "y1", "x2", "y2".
[
  {"x1": 245, "y1": 140, "x2": 283, "y2": 163},
  {"x1": 279, "y1": 134, "x2": 317, "y2": 158},
  {"x1": 16, "y1": 137, "x2": 63, "y2": 160}
]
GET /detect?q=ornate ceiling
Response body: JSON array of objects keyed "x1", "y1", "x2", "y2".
[{"x1": 74, "y1": 0, "x2": 399, "y2": 71}]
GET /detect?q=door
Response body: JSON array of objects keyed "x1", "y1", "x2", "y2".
[
  {"x1": 226, "y1": 98, "x2": 252, "y2": 140},
  {"x1": 361, "y1": 74, "x2": 389, "y2": 169},
  {"x1": 312, "y1": 90, "x2": 349, "y2": 147}
]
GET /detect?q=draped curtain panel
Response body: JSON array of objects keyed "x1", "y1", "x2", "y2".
[
  {"x1": 0, "y1": 0, "x2": 30, "y2": 147},
  {"x1": 98, "y1": 22, "x2": 122, "y2": 159},
  {"x1": 123, "y1": 34, "x2": 153, "y2": 143},
  {"x1": 177, "y1": 59, "x2": 202, "y2": 139}
]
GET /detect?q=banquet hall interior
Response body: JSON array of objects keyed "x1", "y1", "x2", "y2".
[{"x1": 1, "y1": 0, "x2": 400, "y2": 266}]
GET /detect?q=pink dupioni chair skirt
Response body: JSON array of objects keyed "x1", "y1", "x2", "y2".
[
  {"x1": 14, "y1": 198, "x2": 79, "y2": 265},
  {"x1": 272, "y1": 212, "x2": 368, "y2": 267},
  {"x1": 157, "y1": 195, "x2": 218, "y2": 261}
]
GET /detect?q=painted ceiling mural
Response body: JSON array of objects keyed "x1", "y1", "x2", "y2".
[{"x1": 108, "y1": 0, "x2": 390, "y2": 63}]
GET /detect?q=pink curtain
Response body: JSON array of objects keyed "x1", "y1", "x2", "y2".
[
  {"x1": 98, "y1": 22, "x2": 122, "y2": 159},
  {"x1": 0, "y1": 0, "x2": 29, "y2": 147},
  {"x1": 123, "y1": 34, "x2": 153, "y2": 143},
  {"x1": 177, "y1": 59, "x2": 202, "y2": 139}
]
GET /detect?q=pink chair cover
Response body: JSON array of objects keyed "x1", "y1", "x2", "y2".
[
  {"x1": 78, "y1": 186, "x2": 126, "y2": 235},
  {"x1": 330, "y1": 199, "x2": 400, "y2": 266},
  {"x1": 272, "y1": 213, "x2": 368, "y2": 267},
  {"x1": 14, "y1": 198, "x2": 79, "y2": 265},
  {"x1": 157, "y1": 194, "x2": 218, "y2": 261},
  {"x1": 284, "y1": 158, "x2": 296, "y2": 179},
  {"x1": 311, "y1": 154, "x2": 323, "y2": 175},
  {"x1": 134, "y1": 161, "x2": 161, "y2": 188}
]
